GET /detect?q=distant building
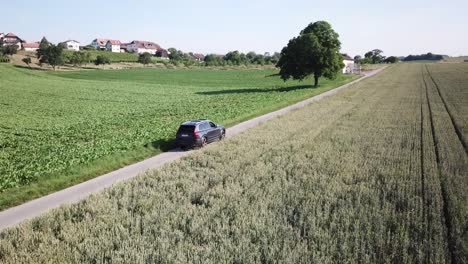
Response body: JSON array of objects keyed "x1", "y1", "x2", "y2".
[
  {"x1": 105, "y1": 40, "x2": 122, "y2": 53},
  {"x1": 127, "y1": 40, "x2": 161, "y2": 54},
  {"x1": 22, "y1": 42, "x2": 40, "y2": 51},
  {"x1": 192, "y1": 53, "x2": 205, "y2": 61},
  {"x1": 91, "y1": 38, "x2": 110, "y2": 50},
  {"x1": 120, "y1": 43, "x2": 129, "y2": 53},
  {"x1": 61, "y1": 40, "x2": 80, "y2": 51},
  {"x1": 342, "y1": 54, "x2": 355, "y2": 74},
  {"x1": 1, "y1": 32, "x2": 23, "y2": 49}
]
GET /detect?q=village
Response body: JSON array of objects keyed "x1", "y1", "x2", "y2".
[{"x1": 1, "y1": 31, "x2": 357, "y2": 73}]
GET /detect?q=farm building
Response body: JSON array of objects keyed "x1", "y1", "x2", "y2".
[
  {"x1": 342, "y1": 54, "x2": 356, "y2": 74},
  {"x1": 22, "y1": 42, "x2": 40, "y2": 51},
  {"x1": 127, "y1": 40, "x2": 161, "y2": 55},
  {"x1": 1, "y1": 32, "x2": 23, "y2": 49},
  {"x1": 105, "y1": 40, "x2": 122, "y2": 53},
  {"x1": 61, "y1": 40, "x2": 80, "y2": 51}
]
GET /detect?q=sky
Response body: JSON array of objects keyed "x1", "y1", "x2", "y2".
[{"x1": 2, "y1": 0, "x2": 468, "y2": 57}]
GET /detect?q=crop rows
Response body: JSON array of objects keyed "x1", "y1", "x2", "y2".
[
  {"x1": 423, "y1": 63, "x2": 468, "y2": 263},
  {"x1": 1, "y1": 63, "x2": 465, "y2": 263}
]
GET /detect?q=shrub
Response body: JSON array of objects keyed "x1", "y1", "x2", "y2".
[
  {"x1": 95, "y1": 55, "x2": 110, "y2": 65},
  {"x1": 0, "y1": 55, "x2": 10, "y2": 63}
]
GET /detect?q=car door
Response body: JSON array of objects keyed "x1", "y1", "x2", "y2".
[{"x1": 208, "y1": 122, "x2": 220, "y2": 142}]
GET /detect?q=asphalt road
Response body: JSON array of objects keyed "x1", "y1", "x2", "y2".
[{"x1": 0, "y1": 67, "x2": 386, "y2": 230}]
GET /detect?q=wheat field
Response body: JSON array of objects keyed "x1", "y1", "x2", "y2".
[{"x1": 0, "y1": 63, "x2": 467, "y2": 263}]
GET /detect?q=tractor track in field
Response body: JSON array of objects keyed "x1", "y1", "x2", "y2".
[
  {"x1": 425, "y1": 64, "x2": 467, "y2": 155},
  {"x1": 422, "y1": 65, "x2": 455, "y2": 264}
]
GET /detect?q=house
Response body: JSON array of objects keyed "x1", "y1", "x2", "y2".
[
  {"x1": 342, "y1": 54, "x2": 355, "y2": 74},
  {"x1": 91, "y1": 39, "x2": 110, "y2": 50},
  {"x1": 105, "y1": 40, "x2": 122, "y2": 53},
  {"x1": 127, "y1": 40, "x2": 161, "y2": 54},
  {"x1": 192, "y1": 53, "x2": 205, "y2": 61},
  {"x1": 22, "y1": 42, "x2": 40, "y2": 51},
  {"x1": 0, "y1": 33, "x2": 4, "y2": 39},
  {"x1": 120, "y1": 43, "x2": 129, "y2": 53},
  {"x1": 61, "y1": 40, "x2": 80, "y2": 51},
  {"x1": 1, "y1": 32, "x2": 23, "y2": 49}
]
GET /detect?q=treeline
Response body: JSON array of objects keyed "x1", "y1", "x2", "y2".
[
  {"x1": 354, "y1": 49, "x2": 399, "y2": 64},
  {"x1": 167, "y1": 48, "x2": 281, "y2": 67},
  {"x1": 403, "y1": 52, "x2": 445, "y2": 61},
  {"x1": 204, "y1": 51, "x2": 281, "y2": 66}
]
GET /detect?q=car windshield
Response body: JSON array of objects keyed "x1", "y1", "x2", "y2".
[{"x1": 177, "y1": 125, "x2": 195, "y2": 134}]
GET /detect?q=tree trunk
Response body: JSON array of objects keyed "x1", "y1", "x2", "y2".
[{"x1": 314, "y1": 74, "x2": 319, "y2": 87}]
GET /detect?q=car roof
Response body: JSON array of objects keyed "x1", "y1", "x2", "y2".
[{"x1": 181, "y1": 120, "x2": 210, "y2": 126}]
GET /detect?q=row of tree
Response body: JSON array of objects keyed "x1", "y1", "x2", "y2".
[
  {"x1": 167, "y1": 47, "x2": 281, "y2": 66},
  {"x1": 353, "y1": 49, "x2": 399, "y2": 64},
  {"x1": 403, "y1": 52, "x2": 445, "y2": 61}
]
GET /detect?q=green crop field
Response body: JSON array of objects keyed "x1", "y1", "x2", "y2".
[
  {"x1": 0, "y1": 63, "x2": 466, "y2": 263},
  {"x1": 0, "y1": 65, "x2": 356, "y2": 208}
]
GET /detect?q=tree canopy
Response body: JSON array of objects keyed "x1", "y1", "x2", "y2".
[
  {"x1": 36, "y1": 43, "x2": 64, "y2": 70},
  {"x1": 138, "y1": 52, "x2": 152, "y2": 65},
  {"x1": 276, "y1": 21, "x2": 343, "y2": 87},
  {"x1": 362, "y1": 49, "x2": 385, "y2": 64}
]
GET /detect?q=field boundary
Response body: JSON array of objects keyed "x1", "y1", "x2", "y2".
[{"x1": 0, "y1": 67, "x2": 386, "y2": 230}]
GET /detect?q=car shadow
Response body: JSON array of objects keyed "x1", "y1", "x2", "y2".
[
  {"x1": 145, "y1": 139, "x2": 176, "y2": 152},
  {"x1": 196, "y1": 84, "x2": 315, "y2": 95}
]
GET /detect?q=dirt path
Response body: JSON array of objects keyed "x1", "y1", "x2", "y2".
[{"x1": 0, "y1": 68, "x2": 386, "y2": 230}]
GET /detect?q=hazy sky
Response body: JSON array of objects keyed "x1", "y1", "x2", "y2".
[{"x1": 3, "y1": 0, "x2": 467, "y2": 56}]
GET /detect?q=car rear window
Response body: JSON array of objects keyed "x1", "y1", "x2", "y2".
[{"x1": 177, "y1": 125, "x2": 195, "y2": 134}]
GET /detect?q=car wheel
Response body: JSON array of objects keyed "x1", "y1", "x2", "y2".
[
  {"x1": 200, "y1": 137, "x2": 207, "y2": 148},
  {"x1": 219, "y1": 130, "x2": 225, "y2": 140}
]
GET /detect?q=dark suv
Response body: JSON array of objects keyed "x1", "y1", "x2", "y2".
[{"x1": 175, "y1": 120, "x2": 225, "y2": 149}]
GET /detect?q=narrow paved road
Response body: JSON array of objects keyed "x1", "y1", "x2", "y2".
[{"x1": 0, "y1": 68, "x2": 385, "y2": 230}]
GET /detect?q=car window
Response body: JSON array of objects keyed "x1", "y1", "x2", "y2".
[
  {"x1": 209, "y1": 122, "x2": 216, "y2": 128},
  {"x1": 199, "y1": 123, "x2": 209, "y2": 131},
  {"x1": 177, "y1": 125, "x2": 195, "y2": 134}
]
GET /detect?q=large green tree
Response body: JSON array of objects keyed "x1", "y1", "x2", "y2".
[{"x1": 276, "y1": 21, "x2": 343, "y2": 87}]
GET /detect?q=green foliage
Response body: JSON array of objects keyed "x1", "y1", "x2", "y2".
[
  {"x1": 276, "y1": 21, "x2": 344, "y2": 87},
  {"x1": 0, "y1": 55, "x2": 10, "y2": 63},
  {"x1": 0, "y1": 64, "x2": 353, "y2": 194},
  {"x1": 1, "y1": 45, "x2": 18, "y2": 56},
  {"x1": 384, "y1": 56, "x2": 399, "y2": 63},
  {"x1": 63, "y1": 50, "x2": 138, "y2": 63},
  {"x1": 404, "y1": 52, "x2": 445, "y2": 61},
  {"x1": 1, "y1": 64, "x2": 466, "y2": 263},
  {"x1": 138, "y1": 52, "x2": 152, "y2": 65},
  {"x1": 36, "y1": 44, "x2": 64, "y2": 70},
  {"x1": 94, "y1": 54, "x2": 110, "y2": 65},
  {"x1": 354, "y1": 55, "x2": 362, "y2": 64},
  {"x1": 363, "y1": 49, "x2": 385, "y2": 64},
  {"x1": 69, "y1": 51, "x2": 90, "y2": 66},
  {"x1": 22, "y1": 57, "x2": 32, "y2": 66}
]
